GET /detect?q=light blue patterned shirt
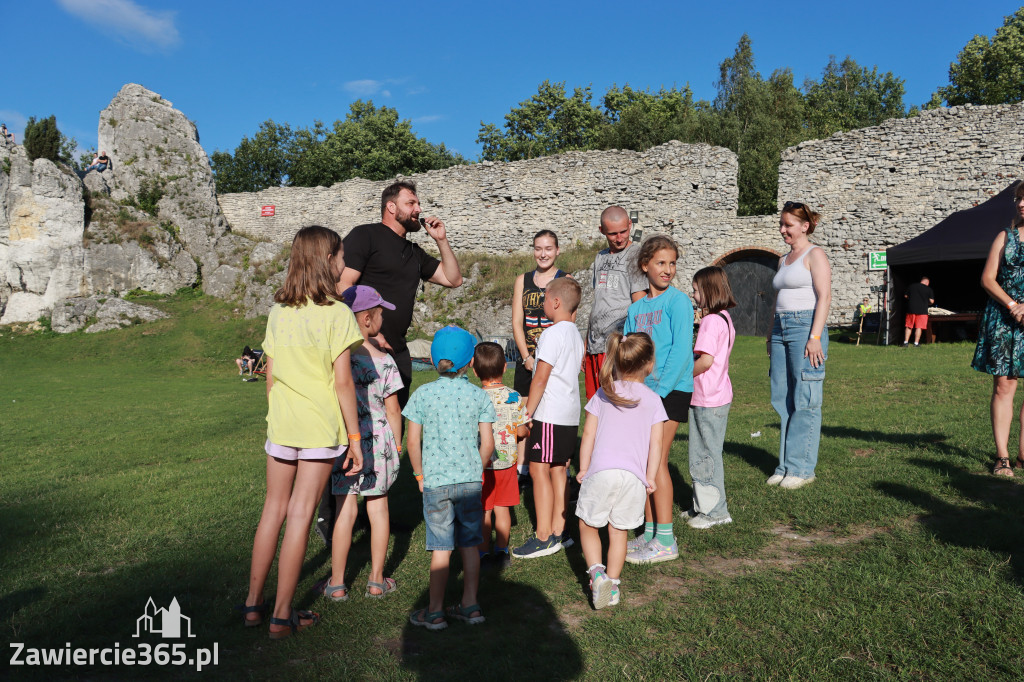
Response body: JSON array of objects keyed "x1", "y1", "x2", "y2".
[{"x1": 403, "y1": 376, "x2": 497, "y2": 488}]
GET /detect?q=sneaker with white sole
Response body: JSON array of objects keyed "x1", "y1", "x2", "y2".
[
  {"x1": 625, "y1": 539, "x2": 678, "y2": 565},
  {"x1": 679, "y1": 508, "x2": 696, "y2": 520},
  {"x1": 780, "y1": 476, "x2": 815, "y2": 489},
  {"x1": 512, "y1": 534, "x2": 562, "y2": 559},
  {"x1": 626, "y1": 535, "x2": 650, "y2": 552},
  {"x1": 558, "y1": 532, "x2": 575, "y2": 549},
  {"x1": 766, "y1": 474, "x2": 785, "y2": 486},
  {"x1": 687, "y1": 514, "x2": 733, "y2": 529},
  {"x1": 608, "y1": 582, "x2": 620, "y2": 606},
  {"x1": 590, "y1": 571, "x2": 614, "y2": 610}
]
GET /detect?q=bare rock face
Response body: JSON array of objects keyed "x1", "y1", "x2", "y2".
[
  {"x1": 97, "y1": 83, "x2": 228, "y2": 284},
  {"x1": 51, "y1": 296, "x2": 169, "y2": 333},
  {"x1": 0, "y1": 145, "x2": 87, "y2": 323}
]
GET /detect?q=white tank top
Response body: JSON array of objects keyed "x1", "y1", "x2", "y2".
[{"x1": 773, "y1": 246, "x2": 818, "y2": 312}]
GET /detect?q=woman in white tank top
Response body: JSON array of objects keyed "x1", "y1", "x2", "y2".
[{"x1": 766, "y1": 201, "x2": 832, "y2": 489}]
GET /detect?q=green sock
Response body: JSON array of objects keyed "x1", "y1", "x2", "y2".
[
  {"x1": 655, "y1": 523, "x2": 675, "y2": 546},
  {"x1": 643, "y1": 522, "x2": 655, "y2": 543}
]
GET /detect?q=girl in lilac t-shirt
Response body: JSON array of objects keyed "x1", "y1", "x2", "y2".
[
  {"x1": 575, "y1": 332, "x2": 667, "y2": 610},
  {"x1": 686, "y1": 267, "x2": 737, "y2": 530}
]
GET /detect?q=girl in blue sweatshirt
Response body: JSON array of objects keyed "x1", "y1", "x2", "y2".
[{"x1": 623, "y1": 235, "x2": 693, "y2": 564}]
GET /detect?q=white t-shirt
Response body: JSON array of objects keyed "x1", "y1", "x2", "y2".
[{"x1": 533, "y1": 320, "x2": 584, "y2": 426}]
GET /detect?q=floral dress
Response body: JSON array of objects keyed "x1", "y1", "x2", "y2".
[
  {"x1": 332, "y1": 351, "x2": 403, "y2": 496},
  {"x1": 973, "y1": 227, "x2": 1024, "y2": 378}
]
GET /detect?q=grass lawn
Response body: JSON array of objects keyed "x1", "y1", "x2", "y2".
[{"x1": 2, "y1": 292, "x2": 1023, "y2": 680}]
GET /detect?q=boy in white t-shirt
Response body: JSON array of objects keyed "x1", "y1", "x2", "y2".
[{"x1": 512, "y1": 277, "x2": 584, "y2": 560}]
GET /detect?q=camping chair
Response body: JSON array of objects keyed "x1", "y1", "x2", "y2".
[{"x1": 251, "y1": 350, "x2": 267, "y2": 379}]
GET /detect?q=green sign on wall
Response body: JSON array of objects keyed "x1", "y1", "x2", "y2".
[{"x1": 868, "y1": 251, "x2": 887, "y2": 270}]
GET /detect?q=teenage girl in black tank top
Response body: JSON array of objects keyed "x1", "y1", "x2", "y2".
[{"x1": 512, "y1": 230, "x2": 567, "y2": 397}]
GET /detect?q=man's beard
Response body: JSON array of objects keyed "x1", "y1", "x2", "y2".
[{"x1": 398, "y1": 210, "x2": 421, "y2": 233}]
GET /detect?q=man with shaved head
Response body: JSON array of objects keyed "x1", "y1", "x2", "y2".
[{"x1": 583, "y1": 206, "x2": 648, "y2": 399}]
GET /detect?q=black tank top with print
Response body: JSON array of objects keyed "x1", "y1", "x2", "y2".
[{"x1": 521, "y1": 269, "x2": 565, "y2": 355}]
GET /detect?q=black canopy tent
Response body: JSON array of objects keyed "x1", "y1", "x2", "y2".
[{"x1": 885, "y1": 182, "x2": 1019, "y2": 344}]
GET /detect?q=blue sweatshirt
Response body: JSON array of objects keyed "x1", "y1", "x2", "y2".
[{"x1": 623, "y1": 286, "x2": 694, "y2": 396}]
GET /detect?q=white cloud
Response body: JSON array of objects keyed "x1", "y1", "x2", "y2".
[
  {"x1": 57, "y1": 0, "x2": 180, "y2": 52},
  {"x1": 407, "y1": 86, "x2": 428, "y2": 96},
  {"x1": 343, "y1": 79, "x2": 386, "y2": 96}
]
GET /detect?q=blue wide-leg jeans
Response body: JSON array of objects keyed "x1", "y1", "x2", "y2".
[{"x1": 769, "y1": 310, "x2": 827, "y2": 479}]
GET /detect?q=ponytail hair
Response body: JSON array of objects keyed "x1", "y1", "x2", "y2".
[
  {"x1": 781, "y1": 201, "x2": 822, "y2": 235},
  {"x1": 599, "y1": 332, "x2": 656, "y2": 408}
]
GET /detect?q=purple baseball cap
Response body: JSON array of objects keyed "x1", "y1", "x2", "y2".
[{"x1": 341, "y1": 285, "x2": 396, "y2": 313}]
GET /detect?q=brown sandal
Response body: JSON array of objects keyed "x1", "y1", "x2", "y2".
[{"x1": 994, "y1": 457, "x2": 1014, "y2": 477}]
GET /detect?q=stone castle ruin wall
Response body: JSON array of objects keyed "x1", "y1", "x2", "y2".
[{"x1": 219, "y1": 103, "x2": 1024, "y2": 328}]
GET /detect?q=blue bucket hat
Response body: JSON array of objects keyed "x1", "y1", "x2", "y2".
[{"x1": 430, "y1": 325, "x2": 476, "y2": 372}]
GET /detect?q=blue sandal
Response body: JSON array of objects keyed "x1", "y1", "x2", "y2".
[
  {"x1": 365, "y1": 577, "x2": 397, "y2": 599},
  {"x1": 313, "y1": 577, "x2": 349, "y2": 602},
  {"x1": 409, "y1": 608, "x2": 448, "y2": 631},
  {"x1": 235, "y1": 599, "x2": 268, "y2": 627},
  {"x1": 268, "y1": 609, "x2": 320, "y2": 640},
  {"x1": 446, "y1": 602, "x2": 485, "y2": 625}
]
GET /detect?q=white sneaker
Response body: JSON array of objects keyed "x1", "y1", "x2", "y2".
[
  {"x1": 780, "y1": 476, "x2": 815, "y2": 489},
  {"x1": 687, "y1": 514, "x2": 733, "y2": 529},
  {"x1": 679, "y1": 508, "x2": 696, "y2": 520},
  {"x1": 766, "y1": 474, "x2": 785, "y2": 486},
  {"x1": 591, "y1": 571, "x2": 614, "y2": 610}
]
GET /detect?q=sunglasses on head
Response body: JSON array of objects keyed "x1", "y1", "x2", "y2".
[{"x1": 783, "y1": 201, "x2": 806, "y2": 211}]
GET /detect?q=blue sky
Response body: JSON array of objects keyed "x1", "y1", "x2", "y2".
[{"x1": 3, "y1": 1, "x2": 1021, "y2": 160}]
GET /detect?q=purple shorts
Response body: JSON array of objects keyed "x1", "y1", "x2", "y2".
[{"x1": 265, "y1": 439, "x2": 347, "y2": 461}]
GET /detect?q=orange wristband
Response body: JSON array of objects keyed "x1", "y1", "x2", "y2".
[{"x1": 347, "y1": 433, "x2": 361, "y2": 441}]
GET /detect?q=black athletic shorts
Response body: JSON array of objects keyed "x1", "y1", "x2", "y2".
[
  {"x1": 526, "y1": 421, "x2": 576, "y2": 466},
  {"x1": 661, "y1": 390, "x2": 693, "y2": 423}
]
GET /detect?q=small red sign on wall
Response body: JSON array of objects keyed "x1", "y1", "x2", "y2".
[{"x1": 261, "y1": 205, "x2": 275, "y2": 217}]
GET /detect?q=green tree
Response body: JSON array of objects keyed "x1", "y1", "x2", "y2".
[
  {"x1": 477, "y1": 80, "x2": 607, "y2": 161},
  {"x1": 597, "y1": 84, "x2": 709, "y2": 151},
  {"x1": 23, "y1": 115, "x2": 61, "y2": 163},
  {"x1": 932, "y1": 8, "x2": 1024, "y2": 106},
  {"x1": 804, "y1": 56, "x2": 905, "y2": 138},
  {"x1": 712, "y1": 35, "x2": 806, "y2": 215},
  {"x1": 210, "y1": 120, "x2": 294, "y2": 193},
  {"x1": 289, "y1": 100, "x2": 465, "y2": 187}
]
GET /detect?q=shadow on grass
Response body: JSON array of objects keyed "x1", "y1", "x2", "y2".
[
  {"x1": 401, "y1": 582, "x2": 583, "y2": 681},
  {"x1": 876, "y1": 456, "x2": 1024, "y2": 585},
  {"x1": 727, "y1": 441, "x2": 778, "y2": 476}
]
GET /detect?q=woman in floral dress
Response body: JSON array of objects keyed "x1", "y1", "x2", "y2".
[{"x1": 972, "y1": 182, "x2": 1024, "y2": 476}]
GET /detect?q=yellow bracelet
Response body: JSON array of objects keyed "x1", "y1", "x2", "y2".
[{"x1": 810, "y1": 335, "x2": 821, "y2": 340}]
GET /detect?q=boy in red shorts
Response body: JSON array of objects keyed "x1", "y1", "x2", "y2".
[
  {"x1": 473, "y1": 342, "x2": 528, "y2": 569},
  {"x1": 903, "y1": 276, "x2": 934, "y2": 347}
]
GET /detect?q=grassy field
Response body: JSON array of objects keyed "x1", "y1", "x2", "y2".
[{"x1": 2, "y1": 292, "x2": 1023, "y2": 680}]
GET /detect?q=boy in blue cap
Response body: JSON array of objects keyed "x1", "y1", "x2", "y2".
[{"x1": 404, "y1": 325, "x2": 496, "y2": 630}]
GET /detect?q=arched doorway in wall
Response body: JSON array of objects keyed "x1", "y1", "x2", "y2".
[{"x1": 714, "y1": 248, "x2": 781, "y2": 337}]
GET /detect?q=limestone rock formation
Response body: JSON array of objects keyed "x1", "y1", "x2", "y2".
[
  {"x1": 51, "y1": 296, "x2": 169, "y2": 333},
  {"x1": 97, "y1": 83, "x2": 229, "y2": 282},
  {"x1": 0, "y1": 145, "x2": 87, "y2": 323}
]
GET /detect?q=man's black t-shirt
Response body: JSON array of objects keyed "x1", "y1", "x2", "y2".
[
  {"x1": 342, "y1": 223, "x2": 440, "y2": 355},
  {"x1": 906, "y1": 282, "x2": 934, "y2": 315}
]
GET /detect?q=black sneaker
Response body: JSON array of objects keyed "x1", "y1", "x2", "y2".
[
  {"x1": 900, "y1": 342, "x2": 909, "y2": 347},
  {"x1": 493, "y1": 550, "x2": 511, "y2": 571},
  {"x1": 314, "y1": 517, "x2": 332, "y2": 548},
  {"x1": 512, "y1": 534, "x2": 562, "y2": 559},
  {"x1": 558, "y1": 532, "x2": 575, "y2": 549}
]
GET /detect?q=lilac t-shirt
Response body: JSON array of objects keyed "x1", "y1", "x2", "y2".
[
  {"x1": 583, "y1": 381, "x2": 668, "y2": 485},
  {"x1": 693, "y1": 311, "x2": 734, "y2": 408}
]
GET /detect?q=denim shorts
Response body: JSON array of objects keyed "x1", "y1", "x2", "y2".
[{"x1": 423, "y1": 482, "x2": 484, "y2": 551}]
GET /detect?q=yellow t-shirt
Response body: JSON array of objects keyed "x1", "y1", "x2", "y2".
[{"x1": 262, "y1": 300, "x2": 363, "y2": 448}]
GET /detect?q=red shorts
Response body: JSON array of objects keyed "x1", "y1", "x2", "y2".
[
  {"x1": 584, "y1": 353, "x2": 605, "y2": 400},
  {"x1": 482, "y1": 466, "x2": 520, "y2": 510},
  {"x1": 905, "y1": 313, "x2": 928, "y2": 330}
]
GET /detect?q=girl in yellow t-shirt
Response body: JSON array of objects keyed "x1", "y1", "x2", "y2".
[{"x1": 240, "y1": 225, "x2": 363, "y2": 640}]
